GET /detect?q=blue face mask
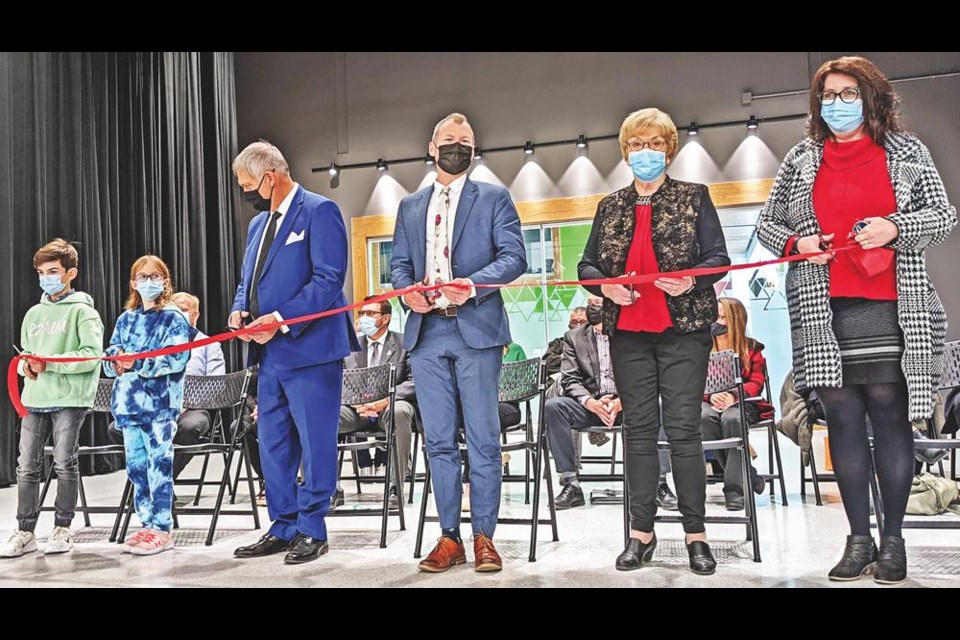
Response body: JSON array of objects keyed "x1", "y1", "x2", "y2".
[
  {"x1": 359, "y1": 315, "x2": 380, "y2": 338},
  {"x1": 628, "y1": 150, "x2": 667, "y2": 183},
  {"x1": 39, "y1": 274, "x2": 66, "y2": 297},
  {"x1": 821, "y1": 99, "x2": 864, "y2": 134},
  {"x1": 136, "y1": 280, "x2": 165, "y2": 302}
]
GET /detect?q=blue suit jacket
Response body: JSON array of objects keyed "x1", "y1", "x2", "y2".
[
  {"x1": 390, "y1": 178, "x2": 527, "y2": 351},
  {"x1": 232, "y1": 185, "x2": 360, "y2": 368}
]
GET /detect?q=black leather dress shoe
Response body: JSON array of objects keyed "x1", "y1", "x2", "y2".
[
  {"x1": 615, "y1": 534, "x2": 657, "y2": 571},
  {"x1": 687, "y1": 540, "x2": 717, "y2": 575},
  {"x1": 330, "y1": 488, "x2": 345, "y2": 509},
  {"x1": 284, "y1": 535, "x2": 329, "y2": 565},
  {"x1": 656, "y1": 483, "x2": 679, "y2": 511},
  {"x1": 724, "y1": 493, "x2": 745, "y2": 511},
  {"x1": 234, "y1": 533, "x2": 291, "y2": 559},
  {"x1": 389, "y1": 486, "x2": 399, "y2": 508},
  {"x1": 555, "y1": 483, "x2": 585, "y2": 510}
]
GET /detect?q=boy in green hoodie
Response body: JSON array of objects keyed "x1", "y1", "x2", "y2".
[{"x1": 0, "y1": 239, "x2": 104, "y2": 558}]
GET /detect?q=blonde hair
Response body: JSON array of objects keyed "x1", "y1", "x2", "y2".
[
  {"x1": 619, "y1": 107, "x2": 679, "y2": 161},
  {"x1": 125, "y1": 255, "x2": 175, "y2": 311},
  {"x1": 712, "y1": 297, "x2": 753, "y2": 374},
  {"x1": 232, "y1": 140, "x2": 290, "y2": 179},
  {"x1": 171, "y1": 292, "x2": 200, "y2": 314},
  {"x1": 432, "y1": 112, "x2": 473, "y2": 142}
]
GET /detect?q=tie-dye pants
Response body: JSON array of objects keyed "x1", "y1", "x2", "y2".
[{"x1": 122, "y1": 420, "x2": 176, "y2": 532}]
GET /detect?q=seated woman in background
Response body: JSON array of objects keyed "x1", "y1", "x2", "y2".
[{"x1": 700, "y1": 297, "x2": 771, "y2": 511}]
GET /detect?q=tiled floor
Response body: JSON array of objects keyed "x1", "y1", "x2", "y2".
[{"x1": 2, "y1": 438, "x2": 958, "y2": 588}]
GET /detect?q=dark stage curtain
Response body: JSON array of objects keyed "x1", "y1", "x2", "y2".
[{"x1": 0, "y1": 52, "x2": 243, "y2": 484}]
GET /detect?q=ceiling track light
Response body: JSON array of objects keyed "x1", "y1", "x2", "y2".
[{"x1": 312, "y1": 112, "x2": 802, "y2": 179}]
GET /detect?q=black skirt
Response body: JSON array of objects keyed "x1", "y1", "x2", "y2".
[{"x1": 831, "y1": 297, "x2": 905, "y2": 386}]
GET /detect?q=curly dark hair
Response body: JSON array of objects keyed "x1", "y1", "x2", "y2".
[{"x1": 807, "y1": 56, "x2": 903, "y2": 144}]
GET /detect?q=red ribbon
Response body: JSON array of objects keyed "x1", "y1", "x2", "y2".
[{"x1": 7, "y1": 244, "x2": 857, "y2": 418}]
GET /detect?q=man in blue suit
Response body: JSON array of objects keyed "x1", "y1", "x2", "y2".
[
  {"x1": 228, "y1": 140, "x2": 359, "y2": 565},
  {"x1": 391, "y1": 113, "x2": 526, "y2": 573}
]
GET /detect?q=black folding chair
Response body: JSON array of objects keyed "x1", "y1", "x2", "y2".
[
  {"x1": 113, "y1": 369, "x2": 260, "y2": 546},
  {"x1": 37, "y1": 378, "x2": 125, "y2": 526},
  {"x1": 330, "y1": 363, "x2": 405, "y2": 548},
  {"x1": 870, "y1": 340, "x2": 960, "y2": 536},
  {"x1": 414, "y1": 358, "x2": 559, "y2": 562},
  {"x1": 742, "y1": 362, "x2": 788, "y2": 505},
  {"x1": 613, "y1": 350, "x2": 761, "y2": 562}
]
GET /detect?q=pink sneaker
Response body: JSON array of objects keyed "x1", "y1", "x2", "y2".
[
  {"x1": 122, "y1": 529, "x2": 151, "y2": 554},
  {"x1": 130, "y1": 530, "x2": 174, "y2": 556}
]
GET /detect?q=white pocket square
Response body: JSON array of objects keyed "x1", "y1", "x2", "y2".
[{"x1": 285, "y1": 230, "x2": 305, "y2": 245}]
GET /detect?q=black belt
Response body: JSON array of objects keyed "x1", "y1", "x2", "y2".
[{"x1": 430, "y1": 305, "x2": 458, "y2": 317}]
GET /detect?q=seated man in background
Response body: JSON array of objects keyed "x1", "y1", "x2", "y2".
[
  {"x1": 336, "y1": 297, "x2": 416, "y2": 507},
  {"x1": 543, "y1": 306, "x2": 587, "y2": 379},
  {"x1": 109, "y1": 291, "x2": 226, "y2": 479},
  {"x1": 544, "y1": 296, "x2": 677, "y2": 510}
]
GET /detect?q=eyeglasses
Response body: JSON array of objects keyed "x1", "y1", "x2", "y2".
[
  {"x1": 626, "y1": 138, "x2": 667, "y2": 152},
  {"x1": 358, "y1": 310, "x2": 383, "y2": 318},
  {"x1": 817, "y1": 87, "x2": 860, "y2": 105},
  {"x1": 568, "y1": 319, "x2": 587, "y2": 329},
  {"x1": 134, "y1": 274, "x2": 164, "y2": 284}
]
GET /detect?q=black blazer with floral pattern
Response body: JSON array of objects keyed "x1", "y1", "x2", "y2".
[{"x1": 578, "y1": 176, "x2": 730, "y2": 335}]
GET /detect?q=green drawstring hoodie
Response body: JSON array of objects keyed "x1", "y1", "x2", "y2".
[{"x1": 18, "y1": 291, "x2": 105, "y2": 409}]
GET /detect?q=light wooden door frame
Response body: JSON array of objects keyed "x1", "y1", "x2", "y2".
[{"x1": 350, "y1": 178, "x2": 774, "y2": 305}]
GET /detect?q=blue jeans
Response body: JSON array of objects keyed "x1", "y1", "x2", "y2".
[{"x1": 17, "y1": 409, "x2": 88, "y2": 533}]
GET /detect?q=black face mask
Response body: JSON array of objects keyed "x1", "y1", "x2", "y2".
[
  {"x1": 242, "y1": 173, "x2": 273, "y2": 212},
  {"x1": 436, "y1": 142, "x2": 473, "y2": 175},
  {"x1": 586, "y1": 305, "x2": 603, "y2": 326},
  {"x1": 711, "y1": 322, "x2": 728, "y2": 337}
]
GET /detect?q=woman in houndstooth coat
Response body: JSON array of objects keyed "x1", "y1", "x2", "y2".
[{"x1": 758, "y1": 56, "x2": 956, "y2": 585}]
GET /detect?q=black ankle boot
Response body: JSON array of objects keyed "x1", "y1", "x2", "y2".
[
  {"x1": 828, "y1": 535, "x2": 878, "y2": 581},
  {"x1": 615, "y1": 533, "x2": 657, "y2": 571},
  {"x1": 875, "y1": 535, "x2": 907, "y2": 584}
]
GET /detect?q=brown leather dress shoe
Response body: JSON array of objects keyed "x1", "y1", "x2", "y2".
[
  {"x1": 418, "y1": 536, "x2": 467, "y2": 573},
  {"x1": 472, "y1": 534, "x2": 502, "y2": 573}
]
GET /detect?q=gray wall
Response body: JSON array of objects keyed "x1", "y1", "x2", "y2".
[{"x1": 235, "y1": 52, "x2": 960, "y2": 338}]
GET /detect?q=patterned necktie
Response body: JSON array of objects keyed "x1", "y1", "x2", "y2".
[
  {"x1": 369, "y1": 341, "x2": 380, "y2": 367},
  {"x1": 433, "y1": 186, "x2": 452, "y2": 307}
]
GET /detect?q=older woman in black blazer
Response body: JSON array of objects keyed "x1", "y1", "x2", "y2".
[{"x1": 579, "y1": 108, "x2": 730, "y2": 574}]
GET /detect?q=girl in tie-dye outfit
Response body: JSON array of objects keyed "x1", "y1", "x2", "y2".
[{"x1": 104, "y1": 255, "x2": 191, "y2": 556}]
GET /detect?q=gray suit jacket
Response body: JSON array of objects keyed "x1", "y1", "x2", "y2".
[
  {"x1": 560, "y1": 324, "x2": 613, "y2": 404},
  {"x1": 344, "y1": 330, "x2": 415, "y2": 403}
]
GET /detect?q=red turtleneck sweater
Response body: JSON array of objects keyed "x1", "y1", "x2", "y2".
[{"x1": 811, "y1": 136, "x2": 898, "y2": 300}]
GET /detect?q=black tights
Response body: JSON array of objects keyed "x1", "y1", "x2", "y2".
[{"x1": 816, "y1": 383, "x2": 913, "y2": 538}]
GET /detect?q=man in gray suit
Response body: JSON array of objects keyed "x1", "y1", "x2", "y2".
[
  {"x1": 336, "y1": 297, "x2": 416, "y2": 507},
  {"x1": 544, "y1": 296, "x2": 677, "y2": 510}
]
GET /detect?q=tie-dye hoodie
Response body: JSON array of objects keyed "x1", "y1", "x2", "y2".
[{"x1": 103, "y1": 303, "x2": 192, "y2": 427}]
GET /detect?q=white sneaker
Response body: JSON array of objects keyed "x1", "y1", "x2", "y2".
[
  {"x1": 44, "y1": 526, "x2": 74, "y2": 555},
  {"x1": 374, "y1": 464, "x2": 386, "y2": 477},
  {"x1": 0, "y1": 530, "x2": 38, "y2": 558}
]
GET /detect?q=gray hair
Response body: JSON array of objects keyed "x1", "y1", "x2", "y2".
[
  {"x1": 232, "y1": 140, "x2": 290, "y2": 179},
  {"x1": 432, "y1": 112, "x2": 474, "y2": 143}
]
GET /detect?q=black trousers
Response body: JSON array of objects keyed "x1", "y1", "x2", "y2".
[{"x1": 611, "y1": 328, "x2": 712, "y2": 534}]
